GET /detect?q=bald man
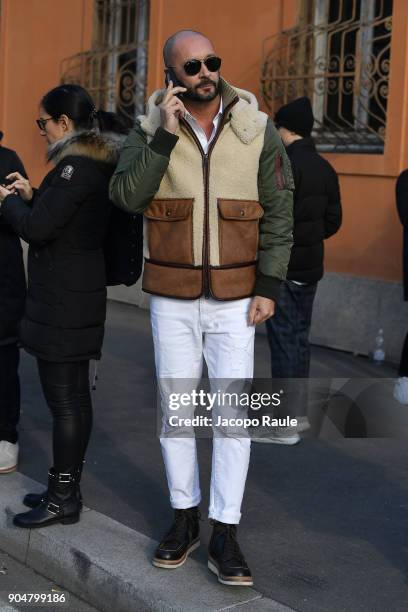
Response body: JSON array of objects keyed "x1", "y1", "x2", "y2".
[{"x1": 110, "y1": 30, "x2": 294, "y2": 586}]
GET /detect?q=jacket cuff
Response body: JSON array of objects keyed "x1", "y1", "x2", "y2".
[
  {"x1": 149, "y1": 127, "x2": 179, "y2": 157},
  {"x1": 254, "y1": 274, "x2": 282, "y2": 302},
  {"x1": 1, "y1": 193, "x2": 18, "y2": 214},
  {"x1": 1, "y1": 194, "x2": 25, "y2": 223}
]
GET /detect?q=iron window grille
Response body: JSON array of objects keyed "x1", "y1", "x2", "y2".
[
  {"x1": 261, "y1": 0, "x2": 393, "y2": 153},
  {"x1": 60, "y1": 0, "x2": 149, "y2": 122}
]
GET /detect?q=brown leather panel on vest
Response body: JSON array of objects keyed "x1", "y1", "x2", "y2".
[
  {"x1": 144, "y1": 199, "x2": 194, "y2": 220},
  {"x1": 143, "y1": 260, "x2": 202, "y2": 299},
  {"x1": 210, "y1": 263, "x2": 256, "y2": 300},
  {"x1": 218, "y1": 200, "x2": 263, "y2": 220},
  {"x1": 217, "y1": 200, "x2": 263, "y2": 266},
  {"x1": 144, "y1": 199, "x2": 194, "y2": 265}
]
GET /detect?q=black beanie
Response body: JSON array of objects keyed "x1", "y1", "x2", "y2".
[{"x1": 274, "y1": 97, "x2": 314, "y2": 137}]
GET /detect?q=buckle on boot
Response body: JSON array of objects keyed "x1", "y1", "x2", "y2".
[
  {"x1": 58, "y1": 473, "x2": 72, "y2": 483},
  {"x1": 47, "y1": 502, "x2": 61, "y2": 515}
]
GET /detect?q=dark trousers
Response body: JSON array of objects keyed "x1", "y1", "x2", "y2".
[
  {"x1": 398, "y1": 333, "x2": 408, "y2": 377},
  {"x1": 0, "y1": 343, "x2": 20, "y2": 444},
  {"x1": 37, "y1": 360, "x2": 93, "y2": 474},
  {"x1": 266, "y1": 280, "x2": 318, "y2": 418}
]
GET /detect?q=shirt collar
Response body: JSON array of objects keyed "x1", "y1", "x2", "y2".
[{"x1": 184, "y1": 97, "x2": 223, "y2": 125}]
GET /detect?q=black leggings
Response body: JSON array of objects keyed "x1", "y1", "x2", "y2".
[
  {"x1": 37, "y1": 359, "x2": 93, "y2": 474},
  {"x1": 0, "y1": 343, "x2": 20, "y2": 444}
]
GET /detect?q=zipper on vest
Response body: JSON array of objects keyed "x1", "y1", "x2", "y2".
[
  {"x1": 180, "y1": 97, "x2": 238, "y2": 299},
  {"x1": 202, "y1": 153, "x2": 210, "y2": 298},
  {"x1": 180, "y1": 118, "x2": 210, "y2": 297}
]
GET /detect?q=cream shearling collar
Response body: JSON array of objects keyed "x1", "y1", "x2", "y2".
[{"x1": 138, "y1": 78, "x2": 267, "y2": 145}]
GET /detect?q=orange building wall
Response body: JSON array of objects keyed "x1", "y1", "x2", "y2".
[
  {"x1": 326, "y1": 0, "x2": 408, "y2": 283},
  {"x1": 0, "y1": 0, "x2": 406, "y2": 283},
  {"x1": 147, "y1": 0, "x2": 296, "y2": 106},
  {"x1": 0, "y1": 0, "x2": 93, "y2": 186},
  {"x1": 325, "y1": 176, "x2": 402, "y2": 279}
]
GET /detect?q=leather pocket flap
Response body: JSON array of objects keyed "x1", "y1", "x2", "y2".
[
  {"x1": 218, "y1": 199, "x2": 264, "y2": 220},
  {"x1": 144, "y1": 199, "x2": 193, "y2": 221}
]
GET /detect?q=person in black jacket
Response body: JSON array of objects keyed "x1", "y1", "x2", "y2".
[
  {"x1": 0, "y1": 85, "x2": 129, "y2": 528},
  {"x1": 0, "y1": 133, "x2": 27, "y2": 472},
  {"x1": 252, "y1": 97, "x2": 342, "y2": 445},
  {"x1": 394, "y1": 170, "x2": 408, "y2": 404}
]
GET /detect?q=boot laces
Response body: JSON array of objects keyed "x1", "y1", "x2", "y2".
[
  {"x1": 219, "y1": 524, "x2": 245, "y2": 564},
  {"x1": 162, "y1": 509, "x2": 198, "y2": 547}
]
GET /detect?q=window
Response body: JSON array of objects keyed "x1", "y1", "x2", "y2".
[
  {"x1": 61, "y1": 0, "x2": 149, "y2": 122},
  {"x1": 261, "y1": 0, "x2": 393, "y2": 153}
]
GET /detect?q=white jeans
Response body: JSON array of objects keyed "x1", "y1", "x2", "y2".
[{"x1": 150, "y1": 295, "x2": 255, "y2": 524}]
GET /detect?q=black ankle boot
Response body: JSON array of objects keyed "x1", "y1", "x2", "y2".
[
  {"x1": 13, "y1": 469, "x2": 81, "y2": 529},
  {"x1": 153, "y1": 507, "x2": 200, "y2": 568},
  {"x1": 208, "y1": 520, "x2": 253, "y2": 586},
  {"x1": 23, "y1": 463, "x2": 84, "y2": 510}
]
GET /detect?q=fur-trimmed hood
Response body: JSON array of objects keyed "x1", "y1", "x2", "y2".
[
  {"x1": 47, "y1": 129, "x2": 126, "y2": 166},
  {"x1": 138, "y1": 78, "x2": 268, "y2": 145}
]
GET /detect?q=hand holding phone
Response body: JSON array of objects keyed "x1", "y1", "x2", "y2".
[
  {"x1": 0, "y1": 184, "x2": 12, "y2": 203},
  {"x1": 165, "y1": 68, "x2": 185, "y2": 93},
  {"x1": 5, "y1": 172, "x2": 33, "y2": 201},
  {"x1": 0, "y1": 177, "x2": 14, "y2": 187},
  {"x1": 159, "y1": 78, "x2": 187, "y2": 135}
]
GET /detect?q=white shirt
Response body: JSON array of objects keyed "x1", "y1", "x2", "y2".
[{"x1": 183, "y1": 99, "x2": 223, "y2": 154}]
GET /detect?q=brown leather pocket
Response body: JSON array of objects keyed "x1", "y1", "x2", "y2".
[
  {"x1": 210, "y1": 263, "x2": 256, "y2": 300},
  {"x1": 218, "y1": 199, "x2": 264, "y2": 266},
  {"x1": 143, "y1": 260, "x2": 202, "y2": 299},
  {"x1": 144, "y1": 199, "x2": 194, "y2": 265}
]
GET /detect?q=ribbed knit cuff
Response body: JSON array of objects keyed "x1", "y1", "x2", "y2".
[
  {"x1": 254, "y1": 274, "x2": 282, "y2": 302},
  {"x1": 149, "y1": 127, "x2": 179, "y2": 157}
]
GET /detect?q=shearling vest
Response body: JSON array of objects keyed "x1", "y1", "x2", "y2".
[{"x1": 140, "y1": 80, "x2": 268, "y2": 300}]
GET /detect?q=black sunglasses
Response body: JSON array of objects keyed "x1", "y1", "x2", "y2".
[
  {"x1": 36, "y1": 117, "x2": 54, "y2": 131},
  {"x1": 180, "y1": 56, "x2": 222, "y2": 76}
]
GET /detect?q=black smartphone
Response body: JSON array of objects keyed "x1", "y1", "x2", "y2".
[
  {"x1": 165, "y1": 68, "x2": 185, "y2": 97},
  {"x1": 0, "y1": 177, "x2": 14, "y2": 187}
]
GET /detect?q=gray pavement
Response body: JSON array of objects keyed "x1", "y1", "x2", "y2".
[
  {"x1": 1, "y1": 472, "x2": 290, "y2": 612},
  {"x1": 5, "y1": 300, "x2": 408, "y2": 611},
  {"x1": 0, "y1": 550, "x2": 98, "y2": 612}
]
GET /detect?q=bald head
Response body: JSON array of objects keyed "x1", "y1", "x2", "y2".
[
  {"x1": 162, "y1": 30, "x2": 221, "y2": 104},
  {"x1": 163, "y1": 30, "x2": 213, "y2": 66}
]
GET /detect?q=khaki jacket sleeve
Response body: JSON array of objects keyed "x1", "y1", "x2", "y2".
[
  {"x1": 109, "y1": 124, "x2": 178, "y2": 214},
  {"x1": 255, "y1": 119, "x2": 294, "y2": 301}
]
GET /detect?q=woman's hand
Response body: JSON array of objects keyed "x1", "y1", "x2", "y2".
[
  {"x1": 6, "y1": 172, "x2": 33, "y2": 202},
  {"x1": 0, "y1": 185, "x2": 12, "y2": 203}
]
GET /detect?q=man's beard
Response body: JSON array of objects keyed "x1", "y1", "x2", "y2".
[{"x1": 182, "y1": 77, "x2": 221, "y2": 102}]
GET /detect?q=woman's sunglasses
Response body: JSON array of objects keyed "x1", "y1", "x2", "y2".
[
  {"x1": 181, "y1": 56, "x2": 222, "y2": 76},
  {"x1": 36, "y1": 117, "x2": 54, "y2": 131}
]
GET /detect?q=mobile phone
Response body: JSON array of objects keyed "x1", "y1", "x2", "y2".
[
  {"x1": 0, "y1": 177, "x2": 14, "y2": 187},
  {"x1": 165, "y1": 68, "x2": 185, "y2": 97}
]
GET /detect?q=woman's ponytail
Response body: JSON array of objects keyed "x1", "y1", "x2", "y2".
[{"x1": 40, "y1": 85, "x2": 133, "y2": 136}]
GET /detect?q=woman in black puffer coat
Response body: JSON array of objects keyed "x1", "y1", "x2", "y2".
[{"x1": 0, "y1": 85, "x2": 129, "y2": 528}]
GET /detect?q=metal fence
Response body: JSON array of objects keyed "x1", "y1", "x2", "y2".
[
  {"x1": 60, "y1": 0, "x2": 149, "y2": 121},
  {"x1": 261, "y1": 0, "x2": 393, "y2": 153}
]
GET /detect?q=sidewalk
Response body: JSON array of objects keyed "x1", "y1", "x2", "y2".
[
  {"x1": 1, "y1": 300, "x2": 407, "y2": 612},
  {"x1": 0, "y1": 550, "x2": 98, "y2": 612}
]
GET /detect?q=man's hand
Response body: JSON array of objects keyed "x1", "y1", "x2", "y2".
[
  {"x1": 6, "y1": 172, "x2": 33, "y2": 202},
  {"x1": 159, "y1": 81, "x2": 187, "y2": 134},
  {"x1": 0, "y1": 184, "x2": 12, "y2": 203},
  {"x1": 248, "y1": 296, "x2": 275, "y2": 326}
]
